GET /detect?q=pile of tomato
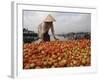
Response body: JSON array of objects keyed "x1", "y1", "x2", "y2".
[{"x1": 23, "y1": 39, "x2": 91, "y2": 69}]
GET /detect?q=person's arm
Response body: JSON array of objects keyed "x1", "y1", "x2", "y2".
[{"x1": 51, "y1": 25, "x2": 58, "y2": 40}]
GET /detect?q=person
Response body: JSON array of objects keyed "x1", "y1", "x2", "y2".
[{"x1": 38, "y1": 14, "x2": 58, "y2": 42}]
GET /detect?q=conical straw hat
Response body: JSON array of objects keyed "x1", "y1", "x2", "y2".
[{"x1": 44, "y1": 14, "x2": 56, "y2": 22}]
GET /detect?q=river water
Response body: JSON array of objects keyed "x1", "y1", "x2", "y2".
[{"x1": 50, "y1": 35, "x2": 68, "y2": 41}]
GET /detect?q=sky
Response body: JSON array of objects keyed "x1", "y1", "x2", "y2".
[{"x1": 23, "y1": 10, "x2": 91, "y2": 34}]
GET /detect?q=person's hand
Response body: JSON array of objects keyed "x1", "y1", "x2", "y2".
[
  {"x1": 54, "y1": 38, "x2": 59, "y2": 40},
  {"x1": 35, "y1": 39, "x2": 43, "y2": 44}
]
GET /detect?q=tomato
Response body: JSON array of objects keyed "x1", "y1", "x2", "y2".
[{"x1": 23, "y1": 39, "x2": 91, "y2": 69}]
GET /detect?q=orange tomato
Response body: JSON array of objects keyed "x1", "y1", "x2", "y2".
[{"x1": 23, "y1": 39, "x2": 91, "y2": 69}]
